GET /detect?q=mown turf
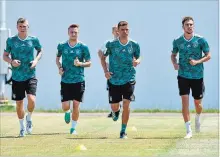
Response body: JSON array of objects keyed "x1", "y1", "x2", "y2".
[{"x1": 0, "y1": 113, "x2": 218, "y2": 156}]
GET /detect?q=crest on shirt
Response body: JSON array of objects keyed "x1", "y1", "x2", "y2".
[
  {"x1": 128, "y1": 47, "x2": 133, "y2": 54},
  {"x1": 115, "y1": 48, "x2": 120, "y2": 53},
  {"x1": 14, "y1": 42, "x2": 19, "y2": 48},
  {"x1": 75, "y1": 49, "x2": 81, "y2": 55},
  {"x1": 64, "y1": 49, "x2": 68, "y2": 54},
  {"x1": 192, "y1": 42, "x2": 198, "y2": 48},
  {"x1": 180, "y1": 44, "x2": 185, "y2": 49}
]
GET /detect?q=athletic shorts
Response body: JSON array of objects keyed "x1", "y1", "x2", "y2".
[
  {"x1": 108, "y1": 81, "x2": 135, "y2": 103},
  {"x1": 177, "y1": 76, "x2": 205, "y2": 100},
  {"x1": 12, "y1": 77, "x2": 38, "y2": 101},
  {"x1": 60, "y1": 81, "x2": 85, "y2": 102}
]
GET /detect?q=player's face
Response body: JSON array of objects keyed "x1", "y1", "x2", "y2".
[
  {"x1": 118, "y1": 25, "x2": 129, "y2": 38},
  {"x1": 68, "y1": 27, "x2": 79, "y2": 40},
  {"x1": 17, "y1": 22, "x2": 29, "y2": 34},
  {"x1": 183, "y1": 20, "x2": 194, "y2": 35},
  {"x1": 112, "y1": 28, "x2": 119, "y2": 38}
]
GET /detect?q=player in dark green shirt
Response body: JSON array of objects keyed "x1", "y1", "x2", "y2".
[
  {"x1": 3, "y1": 18, "x2": 42, "y2": 137},
  {"x1": 101, "y1": 21, "x2": 141, "y2": 139},
  {"x1": 56, "y1": 24, "x2": 91, "y2": 135},
  {"x1": 171, "y1": 16, "x2": 211, "y2": 139}
]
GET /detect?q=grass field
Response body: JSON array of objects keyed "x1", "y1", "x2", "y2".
[{"x1": 0, "y1": 112, "x2": 219, "y2": 156}]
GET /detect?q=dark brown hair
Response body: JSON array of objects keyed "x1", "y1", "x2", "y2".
[
  {"x1": 118, "y1": 21, "x2": 128, "y2": 29},
  {"x1": 182, "y1": 16, "x2": 194, "y2": 26},
  {"x1": 17, "y1": 18, "x2": 27, "y2": 25},
  {"x1": 68, "y1": 24, "x2": 79, "y2": 30}
]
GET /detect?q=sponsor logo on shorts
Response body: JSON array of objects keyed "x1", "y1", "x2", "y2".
[{"x1": 12, "y1": 94, "x2": 16, "y2": 99}]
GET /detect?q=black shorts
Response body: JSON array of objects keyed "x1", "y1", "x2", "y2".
[
  {"x1": 60, "y1": 81, "x2": 85, "y2": 102},
  {"x1": 177, "y1": 76, "x2": 205, "y2": 100},
  {"x1": 108, "y1": 81, "x2": 135, "y2": 104},
  {"x1": 12, "y1": 77, "x2": 38, "y2": 101}
]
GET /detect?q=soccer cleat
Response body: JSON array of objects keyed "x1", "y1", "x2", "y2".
[
  {"x1": 64, "y1": 111, "x2": 71, "y2": 124},
  {"x1": 112, "y1": 110, "x2": 120, "y2": 121},
  {"x1": 26, "y1": 116, "x2": 33, "y2": 134},
  {"x1": 184, "y1": 132, "x2": 192, "y2": 139},
  {"x1": 70, "y1": 128, "x2": 77, "y2": 135},
  {"x1": 120, "y1": 132, "x2": 128, "y2": 139},
  {"x1": 107, "y1": 112, "x2": 112, "y2": 118},
  {"x1": 195, "y1": 118, "x2": 201, "y2": 133},
  {"x1": 19, "y1": 129, "x2": 26, "y2": 137}
]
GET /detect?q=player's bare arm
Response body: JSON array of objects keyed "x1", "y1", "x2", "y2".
[
  {"x1": 74, "y1": 57, "x2": 91, "y2": 67},
  {"x1": 30, "y1": 49, "x2": 43, "y2": 69},
  {"x1": 171, "y1": 53, "x2": 179, "y2": 70},
  {"x1": 100, "y1": 55, "x2": 112, "y2": 79},
  {"x1": 133, "y1": 57, "x2": 141, "y2": 67},
  {"x1": 189, "y1": 52, "x2": 211, "y2": 66},
  {"x1": 3, "y1": 51, "x2": 21, "y2": 67},
  {"x1": 56, "y1": 56, "x2": 64, "y2": 75}
]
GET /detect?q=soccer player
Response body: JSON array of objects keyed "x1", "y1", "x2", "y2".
[
  {"x1": 56, "y1": 24, "x2": 91, "y2": 135},
  {"x1": 3, "y1": 18, "x2": 42, "y2": 137},
  {"x1": 97, "y1": 25, "x2": 119, "y2": 118},
  {"x1": 171, "y1": 16, "x2": 211, "y2": 139},
  {"x1": 100, "y1": 21, "x2": 141, "y2": 139}
]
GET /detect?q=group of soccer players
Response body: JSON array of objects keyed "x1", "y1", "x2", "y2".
[{"x1": 3, "y1": 16, "x2": 211, "y2": 139}]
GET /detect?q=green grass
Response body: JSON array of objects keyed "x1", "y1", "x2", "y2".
[
  {"x1": 0, "y1": 105, "x2": 219, "y2": 113},
  {"x1": 0, "y1": 113, "x2": 219, "y2": 156}
]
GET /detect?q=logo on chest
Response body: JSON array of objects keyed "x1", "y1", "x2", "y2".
[
  {"x1": 192, "y1": 42, "x2": 198, "y2": 48},
  {"x1": 180, "y1": 44, "x2": 185, "y2": 49}
]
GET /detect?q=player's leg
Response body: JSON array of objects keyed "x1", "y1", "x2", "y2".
[
  {"x1": 106, "y1": 80, "x2": 112, "y2": 118},
  {"x1": 12, "y1": 79, "x2": 26, "y2": 137},
  {"x1": 192, "y1": 78, "x2": 205, "y2": 133},
  {"x1": 60, "y1": 82, "x2": 71, "y2": 124},
  {"x1": 70, "y1": 81, "x2": 85, "y2": 134},
  {"x1": 120, "y1": 81, "x2": 135, "y2": 139},
  {"x1": 70, "y1": 100, "x2": 80, "y2": 135},
  {"x1": 108, "y1": 82, "x2": 121, "y2": 121},
  {"x1": 120, "y1": 99, "x2": 130, "y2": 139},
  {"x1": 178, "y1": 76, "x2": 192, "y2": 138},
  {"x1": 26, "y1": 77, "x2": 38, "y2": 134}
]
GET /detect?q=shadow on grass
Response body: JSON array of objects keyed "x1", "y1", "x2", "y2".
[
  {"x1": 31, "y1": 133, "x2": 69, "y2": 136},
  {"x1": 67, "y1": 137, "x2": 108, "y2": 140},
  {"x1": 0, "y1": 136, "x2": 19, "y2": 138},
  {"x1": 133, "y1": 136, "x2": 181, "y2": 139},
  {"x1": 0, "y1": 133, "x2": 69, "y2": 138}
]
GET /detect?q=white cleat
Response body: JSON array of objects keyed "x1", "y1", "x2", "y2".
[{"x1": 184, "y1": 132, "x2": 192, "y2": 139}]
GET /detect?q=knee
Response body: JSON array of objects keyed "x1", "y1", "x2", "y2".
[
  {"x1": 73, "y1": 102, "x2": 80, "y2": 111},
  {"x1": 111, "y1": 104, "x2": 120, "y2": 112},
  {"x1": 16, "y1": 101, "x2": 23, "y2": 109},
  {"x1": 28, "y1": 95, "x2": 36, "y2": 103}
]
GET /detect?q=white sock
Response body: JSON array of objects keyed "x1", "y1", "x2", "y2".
[
  {"x1": 66, "y1": 109, "x2": 71, "y2": 113},
  {"x1": 71, "y1": 120, "x2": 77, "y2": 129},
  {"x1": 195, "y1": 113, "x2": 200, "y2": 123},
  {"x1": 19, "y1": 119, "x2": 25, "y2": 130},
  {"x1": 26, "y1": 112, "x2": 32, "y2": 121},
  {"x1": 185, "y1": 121, "x2": 192, "y2": 133}
]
